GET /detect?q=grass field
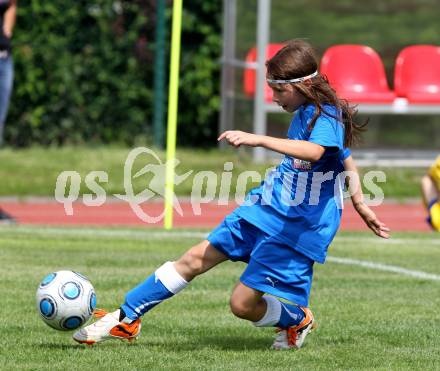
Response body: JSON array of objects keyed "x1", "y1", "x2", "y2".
[{"x1": 1, "y1": 226, "x2": 439, "y2": 370}]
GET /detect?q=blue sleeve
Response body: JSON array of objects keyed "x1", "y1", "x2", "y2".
[
  {"x1": 308, "y1": 112, "x2": 344, "y2": 150},
  {"x1": 340, "y1": 147, "x2": 351, "y2": 160}
]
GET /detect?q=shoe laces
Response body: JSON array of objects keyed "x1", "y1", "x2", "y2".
[{"x1": 286, "y1": 327, "x2": 299, "y2": 346}]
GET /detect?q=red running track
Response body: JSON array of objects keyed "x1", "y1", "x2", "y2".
[{"x1": 0, "y1": 200, "x2": 433, "y2": 232}]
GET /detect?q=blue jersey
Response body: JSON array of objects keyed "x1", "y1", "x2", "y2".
[{"x1": 234, "y1": 103, "x2": 350, "y2": 263}]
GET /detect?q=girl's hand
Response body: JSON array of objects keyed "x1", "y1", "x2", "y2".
[
  {"x1": 218, "y1": 130, "x2": 262, "y2": 148},
  {"x1": 3, "y1": 27, "x2": 12, "y2": 38},
  {"x1": 354, "y1": 202, "x2": 390, "y2": 239}
]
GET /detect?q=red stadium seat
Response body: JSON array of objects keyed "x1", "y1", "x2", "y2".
[
  {"x1": 320, "y1": 45, "x2": 395, "y2": 103},
  {"x1": 394, "y1": 45, "x2": 440, "y2": 103},
  {"x1": 243, "y1": 43, "x2": 284, "y2": 102}
]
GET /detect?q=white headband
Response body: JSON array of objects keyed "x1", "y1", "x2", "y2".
[{"x1": 266, "y1": 71, "x2": 318, "y2": 84}]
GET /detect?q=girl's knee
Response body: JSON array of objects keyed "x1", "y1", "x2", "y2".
[
  {"x1": 229, "y1": 291, "x2": 257, "y2": 319},
  {"x1": 229, "y1": 296, "x2": 250, "y2": 318}
]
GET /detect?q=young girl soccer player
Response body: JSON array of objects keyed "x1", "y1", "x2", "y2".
[
  {"x1": 73, "y1": 40, "x2": 390, "y2": 349},
  {"x1": 421, "y1": 155, "x2": 440, "y2": 231}
]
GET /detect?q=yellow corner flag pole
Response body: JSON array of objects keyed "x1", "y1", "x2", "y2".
[{"x1": 164, "y1": 0, "x2": 183, "y2": 229}]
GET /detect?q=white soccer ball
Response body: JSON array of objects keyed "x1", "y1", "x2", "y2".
[{"x1": 36, "y1": 270, "x2": 97, "y2": 331}]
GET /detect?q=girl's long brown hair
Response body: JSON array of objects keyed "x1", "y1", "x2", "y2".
[{"x1": 266, "y1": 39, "x2": 366, "y2": 147}]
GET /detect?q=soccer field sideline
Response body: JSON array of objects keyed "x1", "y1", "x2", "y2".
[
  {"x1": 2, "y1": 225, "x2": 439, "y2": 282},
  {"x1": 2, "y1": 224, "x2": 440, "y2": 244}
]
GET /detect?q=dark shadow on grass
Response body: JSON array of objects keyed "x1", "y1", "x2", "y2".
[
  {"x1": 140, "y1": 335, "x2": 271, "y2": 351},
  {"x1": 37, "y1": 335, "x2": 270, "y2": 351},
  {"x1": 197, "y1": 334, "x2": 271, "y2": 350},
  {"x1": 37, "y1": 343, "x2": 86, "y2": 350},
  {"x1": 38, "y1": 341, "x2": 144, "y2": 350}
]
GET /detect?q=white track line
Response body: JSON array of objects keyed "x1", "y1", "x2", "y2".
[
  {"x1": 0, "y1": 226, "x2": 208, "y2": 240},
  {"x1": 1, "y1": 226, "x2": 439, "y2": 245},
  {"x1": 327, "y1": 256, "x2": 440, "y2": 281},
  {"x1": 333, "y1": 236, "x2": 440, "y2": 245}
]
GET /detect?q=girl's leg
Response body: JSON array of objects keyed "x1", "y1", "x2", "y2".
[
  {"x1": 230, "y1": 282, "x2": 314, "y2": 350},
  {"x1": 230, "y1": 282, "x2": 306, "y2": 328},
  {"x1": 73, "y1": 241, "x2": 228, "y2": 344},
  {"x1": 421, "y1": 175, "x2": 438, "y2": 208},
  {"x1": 121, "y1": 240, "x2": 228, "y2": 320},
  {"x1": 229, "y1": 282, "x2": 266, "y2": 321},
  {"x1": 174, "y1": 239, "x2": 229, "y2": 281}
]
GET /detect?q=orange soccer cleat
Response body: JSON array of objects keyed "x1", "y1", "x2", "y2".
[
  {"x1": 73, "y1": 309, "x2": 141, "y2": 345},
  {"x1": 271, "y1": 306, "x2": 316, "y2": 350}
]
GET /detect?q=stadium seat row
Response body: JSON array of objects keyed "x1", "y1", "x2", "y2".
[{"x1": 244, "y1": 44, "x2": 440, "y2": 105}]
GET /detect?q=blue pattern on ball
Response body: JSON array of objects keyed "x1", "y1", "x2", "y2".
[
  {"x1": 40, "y1": 273, "x2": 56, "y2": 287},
  {"x1": 90, "y1": 292, "x2": 97, "y2": 312},
  {"x1": 40, "y1": 299, "x2": 54, "y2": 317},
  {"x1": 62, "y1": 282, "x2": 80, "y2": 299},
  {"x1": 63, "y1": 316, "x2": 82, "y2": 329}
]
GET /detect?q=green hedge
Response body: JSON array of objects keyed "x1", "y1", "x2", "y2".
[{"x1": 6, "y1": 0, "x2": 222, "y2": 147}]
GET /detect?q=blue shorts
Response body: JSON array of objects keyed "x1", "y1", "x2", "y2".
[{"x1": 207, "y1": 213, "x2": 314, "y2": 307}]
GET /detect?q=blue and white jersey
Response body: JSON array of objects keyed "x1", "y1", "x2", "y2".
[{"x1": 234, "y1": 103, "x2": 350, "y2": 263}]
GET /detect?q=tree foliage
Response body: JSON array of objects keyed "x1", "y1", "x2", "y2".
[{"x1": 6, "y1": 0, "x2": 222, "y2": 147}]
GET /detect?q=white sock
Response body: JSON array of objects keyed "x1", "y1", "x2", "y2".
[
  {"x1": 253, "y1": 295, "x2": 282, "y2": 327},
  {"x1": 155, "y1": 261, "x2": 189, "y2": 294}
]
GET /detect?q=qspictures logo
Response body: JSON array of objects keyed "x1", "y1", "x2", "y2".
[{"x1": 54, "y1": 147, "x2": 386, "y2": 223}]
